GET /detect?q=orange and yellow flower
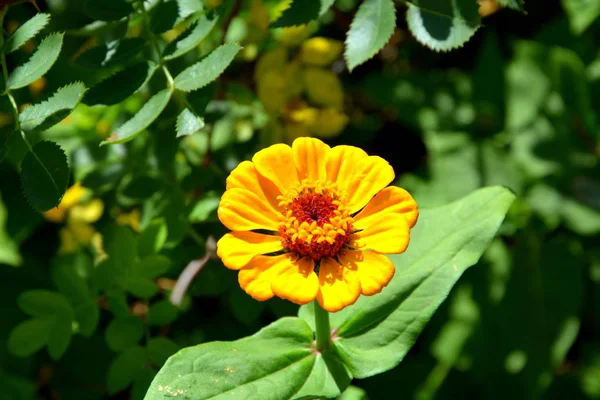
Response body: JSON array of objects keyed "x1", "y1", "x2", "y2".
[{"x1": 216, "y1": 137, "x2": 418, "y2": 312}]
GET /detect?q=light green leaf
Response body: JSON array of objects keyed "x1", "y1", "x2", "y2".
[
  {"x1": 345, "y1": 0, "x2": 396, "y2": 71},
  {"x1": 75, "y1": 38, "x2": 146, "y2": 68},
  {"x1": 561, "y1": 0, "x2": 600, "y2": 34},
  {"x1": 0, "y1": 194, "x2": 21, "y2": 266},
  {"x1": 406, "y1": 0, "x2": 480, "y2": 52},
  {"x1": 8, "y1": 318, "x2": 52, "y2": 357},
  {"x1": 138, "y1": 219, "x2": 168, "y2": 258},
  {"x1": 19, "y1": 82, "x2": 86, "y2": 134},
  {"x1": 144, "y1": 318, "x2": 350, "y2": 400},
  {"x1": 176, "y1": 108, "x2": 205, "y2": 137},
  {"x1": 147, "y1": 337, "x2": 180, "y2": 367},
  {"x1": 173, "y1": 44, "x2": 241, "y2": 92},
  {"x1": 136, "y1": 255, "x2": 171, "y2": 279},
  {"x1": 271, "y1": 0, "x2": 321, "y2": 28},
  {"x1": 108, "y1": 346, "x2": 147, "y2": 394},
  {"x1": 3, "y1": 13, "x2": 50, "y2": 54},
  {"x1": 83, "y1": 0, "x2": 134, "y2": 21},
  {"x1": 338, "y1": 385, "x2": 369, "y2": 400},
  {"x1": 102, "y1": 88, "x2": 172, "y2": 145},
  {"x1": 300, "y1": 186, "x2": 515, "y2": 378},
  {"x1": 20, "y1": 140, "x2": 69, "y2": 212},
  {"x1": 6, "y1": 32, "x2": 63, "y2": 90},
  {"x1": 496, "y1": 0, "x2": 524, "y2": 10},
  {"x1": 188, "y1": 191, "x2": 220, "y2": 222},
  {"x1": 164, "y1": 12, "x2": 219, "y2": 60},
  {"x1": 177, "y1": 0, "x2": 204, "y2": 19},
  {"x1": 83, "y1": 62, "x2": 158, "y2": 106},
  {"x1": 106, "y1": 317, "x2": 144, "y2": 352},
  {"x1": 18, "y1": 290, "x2": 73, "y2": 318}
]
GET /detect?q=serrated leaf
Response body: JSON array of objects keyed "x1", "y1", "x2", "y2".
[
  {"x1": 83, "y1": 62, "x2": 157, "y2": 106},
  {"x1": 20, "y1": 140, "x2": 69, "y2": 212},
  {"x1": 176, "y1": 108, "x2": 205, "y2": 137},
  {"x1": 8, "y1": 318, "x2": 52, "y2": 357},
  {"x1": 3, "y1": 13, "x2": 50, "y2": 54},
  {"x1": 406, "y1": 0, "x2": 480, "y2": 52},
  {"x1": 345, "y1": 0, "x2": 396, "y2": 71},
  {"x1": 271, "y1": 0, "x2": 321, "y2": 28},
  {"x1": 0, "y1": 194, "x2": 21, "y2": 267},
  {"x1": 83, "y1": 0, "x2": 134, "y2": 21},
  {"x1": 106, "y1": 317, "x2": 144, "y2": 352},
  {"x1": 75, "y1": 38, "x2": 146, "y2": 68},
  {"x1": 497, "y1": 0, "x2": 524, "y2": 11},
  {"x1": 107, "y1": 346, "x2": 147, "y2": 394},
  {"x1": 6, "y1": 32, "x2": 63, "y2": 90},
  {"x1": 19, "y1": 82, "x2": 86, "y2": 134},
  {"x1": 102, "y1": 88, "x2": 172, "y2": 145},
  {"x1": 150, "y1": 0, "x2": 180, "y2": 34},
  {"x1": 173, "y1": 44, "x2": 241, "y2": 92},
  {"x1": 163, "y1": 12, "x2": 219, "y2": 60},
  {"x1": 144, "y1": 318, "x2": 350, "y2": 400}
]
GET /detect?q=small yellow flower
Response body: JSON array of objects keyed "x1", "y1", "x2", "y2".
[
  {"x1": 217, "y1": 137, "x2": 419, "y2": 312},
  {"x1": 44, "y1": 183, "x2": 87, "y2": 223},
  {"x1": 116, "y1": 209, "x2": 141, "y2": 232},
  {"x1": 300, "y1": 37, "x2": 343, "y2": 66},
  {"x1": 288, "y1": 106, "x2": 349, "y2": 138},
  {"x1": 303, "y1": 67, "x2": 344, "y2": 109}
]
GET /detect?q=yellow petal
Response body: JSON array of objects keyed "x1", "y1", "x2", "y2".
[
  {"x1": 354, "y1": 186, "x2": 419, "y2": 228},
  {"x1": 343, "y1": 155, "x2": 395, "y2": 214},
  {"x1": 354, "y1": 213, "x2": 410, "y2": 254},
  {"x1": 292, "y1": 137, "x2": 330, "y2": 182},
  {"x1": 252, "y1": 143, "x2": 299, "y2": 196},
  {"x1": 217, "y1": 231, "x2": 283, "y2": 270},
  {"x1": 338, "y1": 250, "x2": 395, "y2": 296},
  {"x1": 69, "y1": 199, "x2": 104, "y2": 224},
  {"x1": 43, "y1": 207, "x2": 68, "y2": 223},
  {"x1": 238, "y1": 254, "x2": 290, "y2": 301},
  {"x1": 69, "y1": 222, "x2": 96, "y2": 245},
  {"x1": 303, "y1": 67, "x2": 344, "y2": 109},
  {"x1": 300, "y1": 37, "x2": 343, "y2": 66},
  {"x1": 218, "y1": 188, "x2": 281, "y2": 231},
  {"x1": 226, "y1": 160, "x2": 281, "y2": 208},
  {"x1": 271, "y1": 256, "x2": 319, "y2": 305},
  {"x1": 325, "y1": 145, "x2": 368, "y2": 185},
  {"x1": 317, "y1": 257, "x2": 361, "y2": 312}
]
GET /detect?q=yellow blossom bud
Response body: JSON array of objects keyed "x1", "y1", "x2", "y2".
[
  {"x1": 43, "y1": 183, "x2": 87, "y2": 223},
  {"x1": 69, "y1": 199, "x2": 104, "y2": 224},
  {"x1": 300, "y1": 37, "x2": 344, "y2": 66}
]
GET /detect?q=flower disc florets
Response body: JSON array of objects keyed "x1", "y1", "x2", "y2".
[{"x1": 278, "y1": 180, "x2": 354, "y2": 261}]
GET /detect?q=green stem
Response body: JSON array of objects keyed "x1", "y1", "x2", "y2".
[{"x1": 314, "y1": 301, "x2": 331, "y2": 353}]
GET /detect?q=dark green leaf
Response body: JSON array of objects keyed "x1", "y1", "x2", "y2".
[
  {"x1": 18, "y1": 290, "x2": 73, "y2": 318},
  {"x1": 83, "y1": 0, "x2": 134, "y2": 21},
  {"x1": 8, "y1": 318, "x2": 52, "y2": 357},
  {"x1": 271, "y1": 0, "x2": 321, "y2": 28},
  {"x1": 163, "y1": 12, "x2": 219, "y2": 60},
  {"x1": 123, "y1": 276, "x2": 159, "y2": 298},
  {"x1": 75, "y1": 38, "x2": 146, "y2": 68},
  {"x1": 6, "y1": 32, "x2": 63, "y2": 90},
  {"x1": 173, "y1": 44, "x2": 241, "y2": 92},
  {"x1": 107, "y1": 346, "x2": 147, "y2": 394},
  {"x1": 47, "y1": 316, "x2": 72, "y2": 359},
  {"x1": 0, "y1": 194, "x2": 21, "y2": 266},
  {"x1": 138, "y1": 219, "x2": 168, "y2": 258},
  {"x1": 3, "y1": 13, "x2": 50, "y2": 54},
  {"x1": 176, "y1": 108, "x2": 205, "y2": 137},
  {"x1": 106, "y1": 317, "x2": 144, "y2": 352},
  {"x1": 136, "y1": 255, "x2": 171, "y2": 279},
  {"x1": 150, "y1": 0, "x2": 180, "y2": 34},
  {"x1": 147, "y1": 300, "x2": 179, "y2": 326},
  {"x1": 83, "y1": 62, "x2": 158, "y2": 106},
  {"x1": 147, "y1": 337, "x2": 180, "y2": 367}
]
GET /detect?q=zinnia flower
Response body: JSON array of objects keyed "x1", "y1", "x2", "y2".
[{"x1": 217, "y1": 137, "x2": 418, "y2": 312}]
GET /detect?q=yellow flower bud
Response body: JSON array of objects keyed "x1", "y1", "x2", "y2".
[
  {"x1": 44, "y1": 183, "x2": 87, "y2": 223},
  {"x1": 300, "y1": 37, "x2": 343, "y2": 66},
  {"x1": 69, "y1": 199, "x2": 104, "y2": 224}
]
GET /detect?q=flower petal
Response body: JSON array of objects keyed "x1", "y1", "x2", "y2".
[
  {"x1": 292, "y1": 137, "x2": 330, "y2": 182},
  {"x1": 226, "y1": 160, "x2": 282, "y2": 208},
  {"x1": 325, "y1": 145, "x2": 368, "y2": 185},
  {"x1": 354, "y1": 186, "x2": 419, "y2": 228},
  {"x1": 271, "y1": 256, "x2": 319, "y2": 305},
  {"x1": 218, "y1": 188, "x2": 281, "y2": 231},
  {"x1": 353, "y1": 213, "x2": 410, "y2": 254},
  {"x1": 317, "y1": 257, "x2": 361, "y2": 312},
  {"x1": 338, "y1": 250, "x2": 395, "y2": 295},
  {"x1": 343, "y1": 155, "x2": 395, "y2": 214},
  {"x1": 238, "y1": 254, "x2": 289, "y2": 301},
  {"x1": 217, "y1": 232, "x2": 283, "y2": 270},
  {"x1": 252, "y1": 143, "x2": 299, "y2": 196}
]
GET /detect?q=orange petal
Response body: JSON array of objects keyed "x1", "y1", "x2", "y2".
[
  {"x1": 353, "y1": 213, "x2": 410, "y2": 254},
  {"x1": 338, "y1": 250, "x2": 395, "y2": 295},
  {"x1": 354, "y1": 186, "x2": 419, "y2": 228},
  {"x1": 238, "y1": 254, "x2": 290, "y2": 301},
  {"x1": 226, "y1": 160, "x2": 282, "y2": 208},
  {"x1": 317, "y1": 257, "x2": 361, "y2": 312},
  {"x1": 217, "y1": 232, "x2": 283, "y2": 270},
  {"x1": 252, "y1": 143, "x2": 299, "y2": 196},
  {"x1": 325, "y1": 145, "x2": 368, "y2": 184},
  {"x1": 292, "y1": 137, "x2": 330, "y2": 182},
  {"x1": 271, "y1": 256, "x2": 319, "y2": 305},
  {"x1": 218, "y1": 188, "x2": 281, "y2": 231},
  {"x1": 343, "y1": 155, "x2": 395, "y2": 214}
]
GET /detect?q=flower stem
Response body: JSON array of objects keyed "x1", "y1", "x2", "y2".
[{"x1": 314, "y1": 301, "x2": 331, "y2": 353}]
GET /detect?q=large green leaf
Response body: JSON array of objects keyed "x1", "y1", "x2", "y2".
[
  {"x1": 176, "y1": 108, "x2": 205, "y2": 137},
  {"x1": 20, "y1": 140, "x2": 69, "y2": 212},
  {"x1": 561, "y1": 0, "x2": 600, "y2": 34},
  {"x1": 19, "y1": 82, "x2": 86, "y2": 134},
  {"x1": 271, "y1": 0, "x2": 321, "y2": 28},
  {"x1": 299, "y1": 186, "x2": 515, "y2": 378},
  {"x1": 83, "y1": 0, "x2": 134, "y2": 21},
  {"x1": 406, "y1": 0, "x2": 480, "y2": 52},
  {"x1": 0, "y1": 194, "x2": 21, "y2": 266},
  {"x1": 102, "y1": 88, "x2": 172, "y2": 145},
  {"x1": 6, "y1": 32, "x2": 63, "y2": 90},
  {"x1": 173, "y1": 44, "x2": 241, "y2": 92},
  {"x1": 150, "y1": 0, "x2": 180, "y2": 34},
  {"x1": 3, "y1": 13, "x2": 50, "y2": 54},
  {"x1": 75, "y1": 38, "x2": 146, "y2": 68},
  {"x1": 163, "y1": 12, "x2": 219, "y2": 60},
  {"x1": 83, "y1": 62, "x2": 157, "y2": 106},
  {"x1": 345, "y1": 0, "x2": 396, "y2": 71},
  {"x1": 145, "y1": 317, "x2": 350, "y2": 399}
]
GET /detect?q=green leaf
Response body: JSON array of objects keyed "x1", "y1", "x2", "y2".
[
  {"x1": 83, "y1": 0, "x2": 134, "y2": 21},
  {"x1": 19, "y1": 82, "x2": 86, "y2": 134},
  {"x1": 338, "y1": 385, "x2": 369, "y2": 400},
  {"x1": 122, "y1": 276, "x2": 159, "y2": 298},
  {"x1": 147, "y1": 337, "x2": 180, "y2": 367},
  {"x1": 300, "y1": 186, "x2": 515, "y2": 378},
  {"x1": 138, "y1": 219, "x2": 168, "y2": 258},
  {"x1": 8, "y1": 318, "x2": 52, "y2": 357},
  {"x1": 496, "y1": 0, "x2": 524, "y2": 10},
  {"x1": 3, "y1": 13, "x2": 50, "y2": 54},
  {"x1": 176, "y1": 108, "x2": 205, "y2": 137},
  {"x1": 107, "y1": 346, "x2": 147, "y2": 394},
  {"x1": 147, "y1": 300, "x2": 179, "y2": 326},
  {"x1": 95, "y1": 225, "x2": 138, "y2": 290},
  {"x1": 75, "y1": 38, "x2": 146, "y2": 68},
  {"x1": 106, "y1": 317, "x2": 144, "y2": 352},
  {"x1": 6, "y1": 32, "x2": 63, "y2": 90},
  {"x1": 150, "y1": 0, "x2": 180, "y2": 34},
  {"x1": 144, "y1": 318, "x2": 350, "y2": 400},
  {"x1": 561, "y1": 0, "x2": 600, "y2": 34},
  {"x1": 173, "y1": 44, "x2": 241, "y2": 92},
  {"x1": 164, "y1": 12, "x2": 219, "y2": 60},
  {"x1": 406, "y1": 0, "x2": 480, "y2": 52},
  {"x1": 20, "y1": 140, "x2": 69, "y2": 212},
  {"x1": 344, "y1": 0, "x2": 396, "y2": 72},
  {"x1": 0, "y1": 194, "x2": 21, "y2": 266},
  {"x1": 83, "y1": 62, "x2": 158, "y2": 106},
  {"x1": 102, "y1": 88, "x2": 172, "y2": 145},
  {"x1": 18, "y1": 290, "x2": 73, "y2": 318},
  {"x1": 47, "y1": 315, "x2": 72, "y2": 359},
  {"x1": 136, "y1": 255, "x2": 171, "y2": 279},
  {"x1": 177, "y1": 0, "x2": 204, "y2": 19},
  {"x1": 271, "y1": 0, "x2": 321, "y2": 28},
  {"x1": 188, "y1": 191, "x2": 220, "y2": 222}
]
